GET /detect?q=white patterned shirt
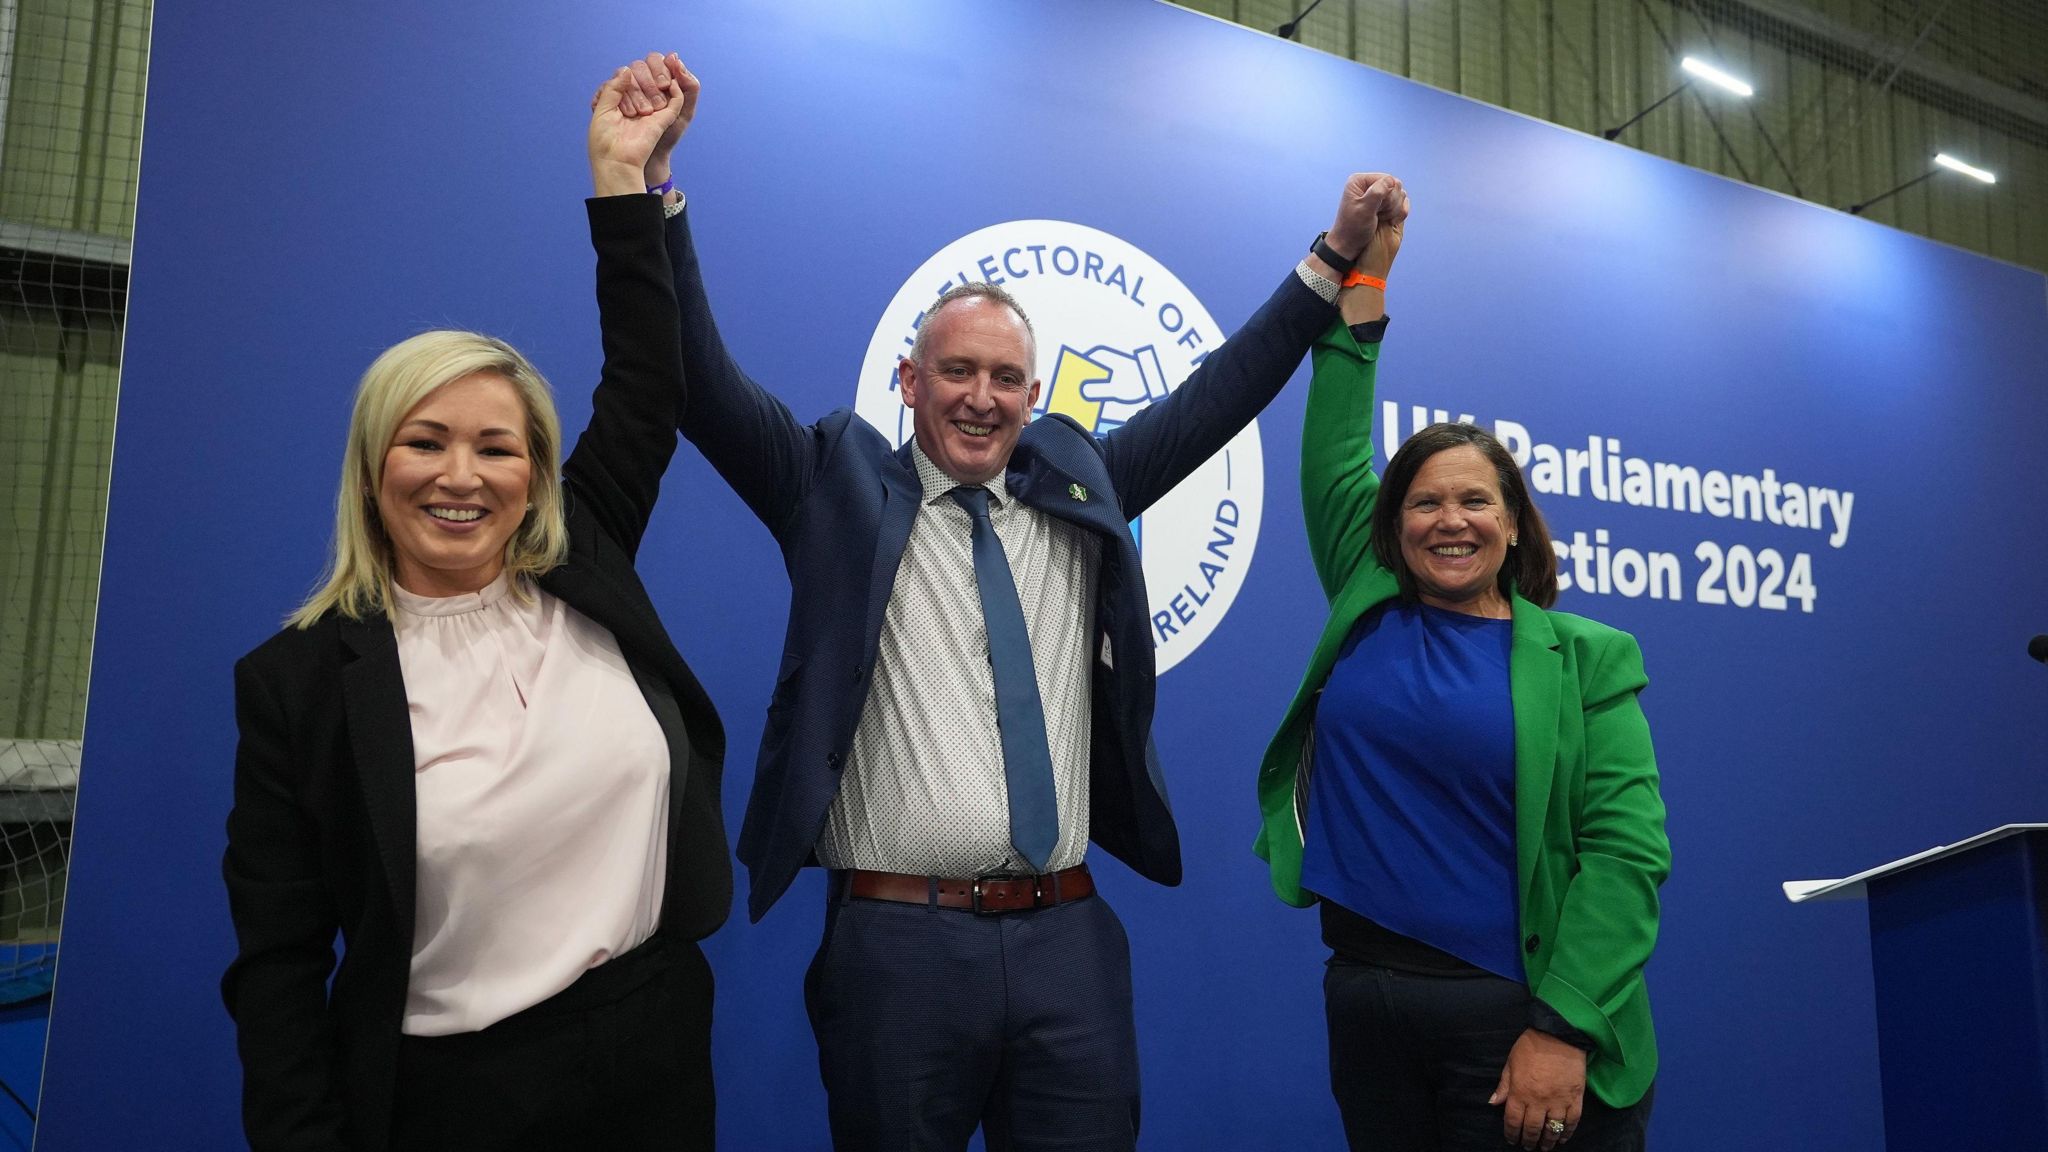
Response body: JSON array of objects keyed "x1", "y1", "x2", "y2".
[{"x1": 815, "y1": 441, "x2": 1100, "y2": 875}]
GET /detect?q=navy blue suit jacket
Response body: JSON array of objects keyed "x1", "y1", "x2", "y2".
[{"x1": 665, "y1": 211, "x2": 1335, "y2": 921}]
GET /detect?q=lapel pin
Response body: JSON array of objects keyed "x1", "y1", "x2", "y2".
[{"x1": 1068, "y1": 483, "x2": 1088, "y2": 502}]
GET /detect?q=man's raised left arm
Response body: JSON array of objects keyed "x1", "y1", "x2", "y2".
[{"x1": 1097, "y1": 173, "x2": 1401, "y2": 518}]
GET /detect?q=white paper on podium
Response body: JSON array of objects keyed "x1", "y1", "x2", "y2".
[{"x1": 1782, "y1": 823, "x2": 2048, "y2": 904}]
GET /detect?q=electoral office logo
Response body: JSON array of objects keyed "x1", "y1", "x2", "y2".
[{"x1": 856, "y1": 220, "x2": 1261, "y2": 675}]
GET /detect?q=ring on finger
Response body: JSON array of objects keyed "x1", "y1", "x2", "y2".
[{"x1": 1545, "y1": 1118, "x2": 1567, "y2": 1136}]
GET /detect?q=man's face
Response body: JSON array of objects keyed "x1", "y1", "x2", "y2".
[{"x1": 898, "y1": 297, "x2": 1040, "y2": 487}]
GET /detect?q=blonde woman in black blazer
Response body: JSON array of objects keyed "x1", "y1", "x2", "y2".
[{"x1": 222, "y1": 68, "x2": 726, "y2": 1151}]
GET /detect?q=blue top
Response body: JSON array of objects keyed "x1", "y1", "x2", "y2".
[{"x1": 1301, "y1": 599, "x2": 1523, "y2": 981}]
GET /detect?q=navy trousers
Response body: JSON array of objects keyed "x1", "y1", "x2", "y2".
[
  {"x1": 805, "y1": 875, "x2": 1141, "y2": 1152},
  {"x1": 1324, "y1": 957, "x2": 1653, "y2": 1152}
]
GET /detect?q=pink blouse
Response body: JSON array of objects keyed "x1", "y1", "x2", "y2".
[{"x1": 391, "y1": 573, "x2": 669, "y2": 1036}]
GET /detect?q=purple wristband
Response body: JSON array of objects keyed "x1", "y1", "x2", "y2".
[{"x1": 647, "y1": 175, "x2": 675, "y2": 197}]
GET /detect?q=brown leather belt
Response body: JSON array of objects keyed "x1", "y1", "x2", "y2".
[{"x1": 844, "y1": 864, "x2": 1095, "y2": 914}]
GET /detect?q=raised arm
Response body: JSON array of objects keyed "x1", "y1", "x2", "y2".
[
  {"x1": 619, "y1": 53, "x2": 819, "y2": 534},
  {"x1": 557, "y1": 67, "x2": 691, "y2": 558},
  {"x1": 1095, "y1": 174, "x2": 1394, "y2": 519},
  {"x1": 1301, "y1": 180, "x2": 1405, "y2": 600}
]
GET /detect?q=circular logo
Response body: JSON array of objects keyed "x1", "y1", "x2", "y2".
[{"x1": 857, "y1": 220, "x2": 1262, "y2": 675}]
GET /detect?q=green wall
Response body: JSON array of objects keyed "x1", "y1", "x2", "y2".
[
  {"x1": 1179, "y1": 0, "x2": 2048, "y2": 272},
  {"x1": 1, "y1": 0, "x2": 148, "y2": 741}
]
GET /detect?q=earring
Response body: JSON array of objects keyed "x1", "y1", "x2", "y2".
[{"x1": 1509, "y1": 536, "x2": 1519, "y2": 547}]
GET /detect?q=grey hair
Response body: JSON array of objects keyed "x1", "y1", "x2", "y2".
[{"x1": 907, "y1": 281, "x2": 1036, "y2": 366}]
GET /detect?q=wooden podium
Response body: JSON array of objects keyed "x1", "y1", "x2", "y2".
[{"x1": 1786, "y1": 824, "x2": 2048, "y2": 1151}]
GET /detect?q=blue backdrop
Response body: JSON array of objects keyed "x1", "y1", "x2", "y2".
[{"x1": 39, "y1": 2, "x2": 2048, "y2": 1149}]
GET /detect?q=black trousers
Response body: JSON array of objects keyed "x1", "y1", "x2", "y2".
[
  {"x1": 804, "y1": 878, "x2": 1141, "y2": 1152},
  {"x1": 389, "y1": 934, "x2": 714, "y2": 1152},
  {"x1": 1324, "y1": 957, "x2": 1653, "y2": 1152}
]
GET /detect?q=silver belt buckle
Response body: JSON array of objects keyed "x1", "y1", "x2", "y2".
[{"x1": 970, "y1": 878, "x2": 997, "y2": 915}]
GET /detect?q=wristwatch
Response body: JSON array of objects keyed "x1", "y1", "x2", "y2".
[{"x1": 1310, "y1": 230, "x2": 1357, "y2": 275}]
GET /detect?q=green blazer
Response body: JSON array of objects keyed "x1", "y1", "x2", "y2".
[{"x1": 1254, "y1": 320, "x2": 1671, "y2": 1108}]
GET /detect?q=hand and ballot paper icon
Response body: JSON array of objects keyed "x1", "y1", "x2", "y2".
[
  {"x1": 1038, "y1": 342, "x2": 1171, "y2": 548},
  {"x1": 1040, "y1": 342, "x2": 1171, "y2": 434}
]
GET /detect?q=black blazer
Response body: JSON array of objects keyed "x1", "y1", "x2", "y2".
[{"x1": 221, "y1": 197, "x2": 728, "y2": 1152}]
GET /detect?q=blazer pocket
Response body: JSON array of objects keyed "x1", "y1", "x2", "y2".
[
  {"x1": 767, "y1": 650, "x2": 803, "y2": 711},
  {"x1": 758, "y1": 652, "x2": 803, "y2": 765}
]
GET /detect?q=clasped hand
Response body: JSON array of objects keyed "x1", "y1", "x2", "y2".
[
  {"x1": 1490, "y1": 1027, "x2": 1587, "y2": 1149},
  {"x1": 1324, "y1": 172, "x2": 1410, "y2": 281},
  {"x1": 588, "y1": 52, "x2": 695, "y2": 196}
]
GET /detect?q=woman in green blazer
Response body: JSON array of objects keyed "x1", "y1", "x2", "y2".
[{"x1": 1254, "y1": 186, "x2": 1670, "y2": 1152}]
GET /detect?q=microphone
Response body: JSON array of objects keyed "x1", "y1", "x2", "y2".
[
  {"x1": 2031, "y1": 635, "x2": 2048, "y2": 664},
  {"x1": 1274, "y1": 0, "x2": 1327, "y2": 39}
]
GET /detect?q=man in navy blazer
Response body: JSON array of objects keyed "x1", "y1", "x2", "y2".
[{"x1": 621, "y1": 51, "x2": 1394, "y2": 1152}]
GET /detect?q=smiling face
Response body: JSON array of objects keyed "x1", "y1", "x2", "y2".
[
  {"x1": 897, "y1": 296, "x2": 1041, "y2": 487},
  {"x1": 1397, "y1": 444, "x2": 1515, "y2": 617},
  {"x1": 375, "y1": 371, "x2": 533, "y2": 597}
]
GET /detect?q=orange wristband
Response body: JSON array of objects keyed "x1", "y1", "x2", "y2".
[{"x1": 1342, "y1": 270, "x2": 1387, "y2": 291}]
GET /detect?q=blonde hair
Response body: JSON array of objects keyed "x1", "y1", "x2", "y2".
[{"x1": 288, "y1": 330, "x2": 570, "y2": 629}]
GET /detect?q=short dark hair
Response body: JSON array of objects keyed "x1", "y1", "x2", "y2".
[
  {"x1": 1369, "y1": 422, "x2": 1558, "y2": 609},
  {"x1": 907, "y1": 282, "x2": 1036, "y2": 366}
]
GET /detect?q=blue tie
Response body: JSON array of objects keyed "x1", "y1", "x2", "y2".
[{"x1": 949, "y1": 486, "x2": 1059, "y2": 873}]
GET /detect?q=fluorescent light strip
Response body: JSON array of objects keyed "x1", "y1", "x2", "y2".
[
  {"x1": 1680, "y1": 56, "x2": 1754, "y2": 98},
  {"x1": 1934, "y1": 153, "x2": 1996, "y2": 184}
]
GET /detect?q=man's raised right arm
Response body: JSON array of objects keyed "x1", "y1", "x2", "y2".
[{"x1": 622, "y1": 52, "x2": 816, "y2": 533}]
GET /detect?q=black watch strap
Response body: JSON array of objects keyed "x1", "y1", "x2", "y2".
[{"x1": 1311, "y1": 230, "x2": 1357, "y2": 275}]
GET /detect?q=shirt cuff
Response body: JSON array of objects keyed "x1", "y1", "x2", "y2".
[
  {"x1": 1294, "y1": 259, "x2": 1340, "y2": 304},
  {"x1": 1347, "y1": 314, "x2": 1390, "y2": 344},
  {"x1": 1528, "y1": 998, "x2": 1599, "y2": 1052}
]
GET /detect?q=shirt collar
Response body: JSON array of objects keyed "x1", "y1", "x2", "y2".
[
  {"x1": 392, "y1": 569, "x2": 514, "y2": 618},
  {"x1": 910, "y1": 438, "x2": 1011, "y2": 507}
]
